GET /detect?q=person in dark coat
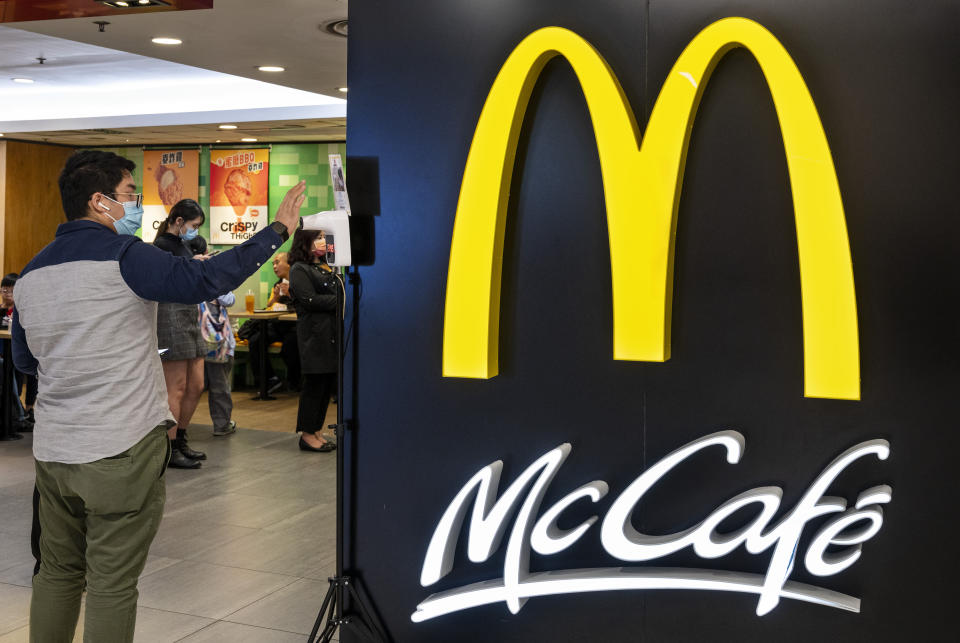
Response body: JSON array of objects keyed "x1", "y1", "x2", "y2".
[{"x1": 288, "y1": 229, "x2": 340, "y2": 452}]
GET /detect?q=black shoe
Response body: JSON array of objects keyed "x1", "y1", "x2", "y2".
[
  {"x1": 16, "y1": 419, "x2": 33, "y2": 433},
  {"x1": 267, "y1": 376, "x2": 284, "y2": 395},
  {"x1": 25, "y1": 409, "x2": 35, "y2": 424},
  {"x1": 168, "y1": 445, "x2": 202, "y2": 469},
  {"x1": 177, "y1": 430, "x2": 206, "y2": 460},
  {"x1": 298, "y1": 436, "x2": 336, "y2": 452}
]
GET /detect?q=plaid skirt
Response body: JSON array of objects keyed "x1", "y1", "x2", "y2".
[{"x1": 157, "y1": 302, "x2": 206, "y2": 361}]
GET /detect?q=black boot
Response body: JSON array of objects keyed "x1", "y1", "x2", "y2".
[
  {"x1": 168, "y1": 439, "x2": 201, "y2": 469},
  {"x1": 177, "y1": 428, "x2": 206, "y2": 460}
]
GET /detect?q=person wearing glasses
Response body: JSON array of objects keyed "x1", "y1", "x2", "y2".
[
  {"x1": 11, "y1": 150, "x2": 306, "y2": 643},
  {"x1": 153, "y1": 199, "x2": 211, "y2": 469}
]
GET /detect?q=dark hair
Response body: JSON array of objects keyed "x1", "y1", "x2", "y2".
[
  {"x1": 1, "y1": 273, "x2": 18, "y2": 289},
  {"x1": 158, "y1": 198, "x2": 205, "y2": 236},
  {"x1": 58, "y1": 150, "x2": 137, "y2": 221},
  {"x1": 288, "y1": 229, "x2": 320, "y2": 266},
  {"x1": 186, "y1": 235, "x2": 208, "y2": 256}
]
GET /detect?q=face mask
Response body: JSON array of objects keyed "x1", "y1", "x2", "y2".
[
  {"x1": 312, "y1": 247, "x2": 326, "y2": 259},
  {"x1": 180, "y1": 226, "x2": 199, "y2": 241},
  {"x1": 101, "y1": 195, "x2": 143, "y2": 236}
]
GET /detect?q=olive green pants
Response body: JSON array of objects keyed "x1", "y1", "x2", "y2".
[{"x1": 30, "y1": 425, "x2": 170, "y2": 643}]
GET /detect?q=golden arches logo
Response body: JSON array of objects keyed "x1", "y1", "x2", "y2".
[{"x1": 443, "y1": 17, "x2": 859, "y2": 400}]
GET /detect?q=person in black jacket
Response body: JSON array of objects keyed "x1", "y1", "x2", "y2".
[{"x1": 288, "y1": 229, "x2": 340, "y2": 452}]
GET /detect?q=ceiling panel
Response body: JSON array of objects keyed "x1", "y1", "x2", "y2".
[{"x1": 2, "y1": 116, "x2": 346, "y2": 146}]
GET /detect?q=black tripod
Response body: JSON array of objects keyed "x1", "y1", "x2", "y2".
[{"x1": 308, "y1": 267, "x2": 389, "y2": 643}]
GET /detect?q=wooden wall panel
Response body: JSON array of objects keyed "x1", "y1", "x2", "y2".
[{"x1": 2, "y1": 141, "x2": 75, "y2": 275}]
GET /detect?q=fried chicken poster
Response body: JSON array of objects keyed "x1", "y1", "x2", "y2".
[
  {"x1": 210, "y1": 149, "x2": 270, "y2": 244},
  {"x1": 142, "y1": 150, "x2": 200, "y2": 243}
]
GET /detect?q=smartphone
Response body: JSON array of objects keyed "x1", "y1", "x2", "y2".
[
  {"x1": 325, "y1": 234, "x2": 336, "y2": 265},
  {"x1": 208, "y1": 249, "x2": 222, "y2": 256}
]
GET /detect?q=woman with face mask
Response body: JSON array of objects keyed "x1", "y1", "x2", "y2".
[
  {"x1": 288, "y1": 229, "x2": 340, "y2": 452},
  {"x1": 153, "y1": 199, "x2": 209, "y2": 468}
]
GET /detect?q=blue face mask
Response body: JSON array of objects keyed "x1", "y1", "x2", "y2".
[
  {"x1": 102, "y1": 196, "x2": 143, "y2": 236},
  {"x1": 180, "y1": 226, "x2": 199, "y2": 241}
]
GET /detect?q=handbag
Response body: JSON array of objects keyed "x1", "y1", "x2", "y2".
[{"x1": 199, "y1": 301, "x2": 234, "y2": 362}]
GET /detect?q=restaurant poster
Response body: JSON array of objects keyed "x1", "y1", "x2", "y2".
[
  {"x1": 329, "y1": 153, "x2": 351, "y2": 212},
  {"x1": 141, "y1": 149, "x2": 200, "y2": 243},
  {"x1": 209, "y1": 149, "x2": 270, "y2": 244}
]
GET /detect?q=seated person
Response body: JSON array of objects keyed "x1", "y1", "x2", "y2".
[{"x1": 247, "y1": 252, "x2": 300, "y2": 392}]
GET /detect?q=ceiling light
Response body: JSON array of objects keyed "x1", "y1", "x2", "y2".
[
  {"x1": 139, "y1": 0, "x2": 151, "y2": 4},
  {"x1": 215, "y1": 140, "x2": 221, "y2": 143},
  {"x1": 219, "y1": 124, "x2": 237, "y2": 130},
  {"x1": 258, "y1": 66, "x2": 285, "y2": 72},
  {"x1": 115, "y1": 1, "x2": 129, "y2": 5},
  {"x1": 338, "y1": 87, "x2": 348, "y2": 93},
  {"x1": 151, "y1": 37, "x2": 182, "y2": 45},
  {"x1": 322, "y1": 20, "x2": 348, "y2": 38},
  {"x1": 241, "y1": 138, "x2": 258, "y2": 142},
  {"x1": 12, "y1": 78, "x2": 34, "y2": 84}
]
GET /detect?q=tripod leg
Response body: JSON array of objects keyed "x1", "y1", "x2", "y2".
[
  {"x1": 317, "y1": 585, "x2": 340, "y2": 643},
  {"x1": 308, "y1": 580, "x2": 338, "y2": 643}
]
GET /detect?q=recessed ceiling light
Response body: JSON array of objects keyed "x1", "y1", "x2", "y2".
[
  {"x1": 139, "y1": 0, "x2": 151, "y2": 4},
  {"x1": 12, "y1": 78, "x2": 34, "y2": 84},
  {"x1": 218, "y1": 124, "x2": 237, "y2": 130},
  {"x1": 215, "y1": 139, "x2": 221, "y2": 143},
  {"x1": 338, "y1": 87, "x2": 348, "y2": 93},
  {"x1": 115, "y1": 1, "x2": 129, "y2": 5},
  {"x1": 258, "y1": 66, "x2": 285, "y2": 72},
  {"x1": 241, "y1": 138, "x2": 258, "y2": 142},
  {"x1": 151, "y1": 37, "x2": 182, "y2": 45}
]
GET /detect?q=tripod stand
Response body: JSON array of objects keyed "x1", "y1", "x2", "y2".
[{"x1": 308, "y1": 267, "x2": 388, "y2": 643}]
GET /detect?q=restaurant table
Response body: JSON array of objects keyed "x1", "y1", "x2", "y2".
[
  {"x1": 0, "y1": 328, "x2": 22, "y2": 441},
  {"x1": 229, "y1": 310, "x2": 285, "y2": 400}
]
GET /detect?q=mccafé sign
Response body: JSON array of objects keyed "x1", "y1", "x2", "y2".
[
  {"x1": 413, "y1": 433, "x2": 891, "y2": 621},
  {"x1": 418, "y1": 17, "x2": 889, "y2": 624}
]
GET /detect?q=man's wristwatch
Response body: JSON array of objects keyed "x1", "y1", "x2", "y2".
[{"x1": 269, "y1": 220, "x2": 292, "y2": 243}]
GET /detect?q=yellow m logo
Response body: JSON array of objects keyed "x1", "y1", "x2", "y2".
[{"x1": 443, "y1": 17, "x2": 859, "y2": 400}]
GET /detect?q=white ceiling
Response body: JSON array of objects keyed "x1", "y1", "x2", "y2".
[{"x1": 0, "y1": 0, "x2": 349, "y2": 144}]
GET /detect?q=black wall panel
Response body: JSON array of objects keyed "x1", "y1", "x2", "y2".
[{"x1": 343, "y1": 1, "x2": 960, "y2": 640}]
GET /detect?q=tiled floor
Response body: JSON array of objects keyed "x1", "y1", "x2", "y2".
[{"x1": 0, "y1": 425, "x2": 339, "y2": 642}]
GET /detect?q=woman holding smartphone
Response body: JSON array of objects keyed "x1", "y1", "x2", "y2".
[
  {"x1": 154, "y1": 199, "x2": 209, "y2": 468},
  {"x1": 288, "y1": 228, "x2": 340, "y2": 452}
]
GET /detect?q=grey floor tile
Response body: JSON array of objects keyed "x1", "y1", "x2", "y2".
[
  {"x1": 132, "y1": 606, "x2": 213, "y2": 642},
  {"x1": 0, "y1": 564, "x2": 33, "y2": 589},
  {"x1": 230, "y1": 471, "x2": 334, "y2": 501},
  {"x1": 137, "y1": 561, "x2": 297, "y2": 620},
  {"x1": 140, "y1": 556, "x2": 182, "y2": 580},
  {"x1": 0, "y1": 478, "x2": 35, "y2": 500},
  {"x1": 224, "y1": 577, "x2": 328, "y2": 635},
  {"x1": 264, "y1": 503, "x2": 336, "y2": 539},
  {"x1": 0, "y1": 584, "x2": 31, "y2": 636},
  {"x1": 0, "y1": 625, "x2": 29, "y2": 642},
  {"x1": 177, "y1": 621, "x2": 307, "y2": 642},
  {"x1": 147, "y1": 514, "x2": 258, "y2": 559},
  {"x1": 163, "y1": 493, "x2": 315, "y2": 530},
  {"x1": 191, "y1": 530, "x2": 329, "y2": 577},
  {"x1": 0, "y1": 497, "x2": 32, "y2": 537},
  {"x1": 0, "y1": 534, "x2": 34, "y2": 576}
]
